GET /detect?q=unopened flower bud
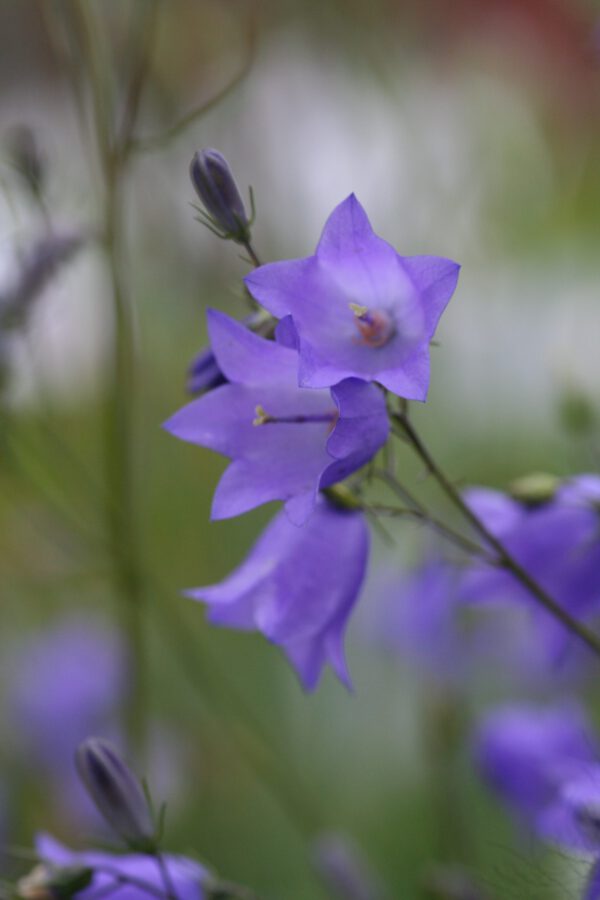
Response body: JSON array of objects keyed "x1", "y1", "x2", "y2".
[
  {"x1": 509, "y1": 472, "x2": 560, "y2": 506},
  {"x1": 75, "y1": 738, "x2": 155, "y2": 851},
  {"x1": 190, "y1": 149, "x2": 251, "y2": 244}
]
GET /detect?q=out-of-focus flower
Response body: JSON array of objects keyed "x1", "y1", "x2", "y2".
[
  {"x1": 189, "y1": 149, "x2": 251, "y2": 245},
  {"x1": 461, "y1": 475, "x2": 600, "y2": 664},
  {"x1": 312, "y1": 833, "x2": 388, "y2": 900},
  {"x1": 7, "y1": 617, "x2": 125, "y2": 771},
  {"x1": 373, "y1": 553, "x2": 585, "y2": 688},
  {"x1": 245, "y1": 194, "x2": 459, "y2": 399},
  {"x1": 187, "y1": 496, "x2": 369, "y2": 690},
  {"x1": 4, "y1": 616, "x2": 188, "y2": 832},
  {"x1": 75, "y1": 739, "x2": 155, "y2": 851},
  {"x1": 165, "y1": 310, "x2": 388, "y2": 525},
  {"x1": 474, "y1": 702, "x2": 597, "y2": 826},
  {"x1": 17, "y1": 863, "x2": 93, "y2": 900},
  {"x1": 35, "y1": 834, "x2": 207, "y2": 900}
]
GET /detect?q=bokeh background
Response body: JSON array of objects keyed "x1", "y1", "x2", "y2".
[{"x1": 1, "y1": 1, "x2": 600, "y2": 898}]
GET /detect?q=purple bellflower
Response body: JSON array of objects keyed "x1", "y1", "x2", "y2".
[
  {"x1": 244, "y1": 194, "x2": 459, "y2": 399},
  {"x1": 164, "y1": 310, "x2": 389, "y2": 525},
  {"x1": 474, "y1": 702, "x2": 598, "y2": 827},
  {"x1": 186, "y1": 496, "x2": 370, "y2": 690},
  {"x1": 461, "y1": 476, "x2": 600, "y2": 665},
  {"x1": 35, "y1": 834, "x2": 207, "y2": 900}
]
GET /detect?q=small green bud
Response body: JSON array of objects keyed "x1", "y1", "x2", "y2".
[
  {"x1": 508, "y1": 472, "x2": 560, "y2": 506},
  {"x1": 323, "y1": 485, "x2": 363, "y2": 511},
  {"x1": 75, "y1": 738, "x2": 155, "y2": 851}
]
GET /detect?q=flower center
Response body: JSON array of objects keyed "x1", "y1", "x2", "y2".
[{"x1": 349, "y1": 303, "x2": 395, "y2": 348}]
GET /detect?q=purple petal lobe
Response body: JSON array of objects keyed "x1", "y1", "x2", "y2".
[{"x1": 187, "y1": 498, "x2": 369, "y2": 690}]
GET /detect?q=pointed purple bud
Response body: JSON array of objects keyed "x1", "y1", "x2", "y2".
[
  {"x1": 190, "y1": 149, "x2": 250, "y2": 244},
  {"x1": 75, "y1": 738, "x2": 155, "y2": 851}
]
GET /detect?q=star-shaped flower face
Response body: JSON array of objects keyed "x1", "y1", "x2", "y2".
[
  {"x1": 163, "y1": 310, "x2": 389, "y2": 525},
  {"x1": 244, "y1": 194, "x2": 460, "y2": 399},
  {"x1": 186, "y1": 497, "x2": 369, "y2": 690}
]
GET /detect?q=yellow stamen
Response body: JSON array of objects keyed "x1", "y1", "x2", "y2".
[
  {"x1": 349, "y1": 302, "x2": 369, "y2": 319},
  {"x1": 253, "y1": 404, "x2": 270, "y2": 426}
]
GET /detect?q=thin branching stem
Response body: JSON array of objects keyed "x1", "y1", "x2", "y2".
[{"x1": 394, "y1": 410, "x2": 600, "y2": 661}]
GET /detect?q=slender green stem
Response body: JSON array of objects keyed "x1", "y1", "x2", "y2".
[
  {"x1": 371, "y1": 469, "x2": 490, "y2": 559},
  {"x1": 394, "y1": 410, "x2": 600, "y2": 661},
  {"x1": 130, "y1": 12, "x2": 257, "y2": 155},
  {"x1": 154, "y1": 853, "x2": 179, "y2": 900},
  {"x1": 242, "y1": 240, "x2": 261, "y2": 268},
  {"x1": 67, "y1": 0, "x2": 148, "y2": 755}
]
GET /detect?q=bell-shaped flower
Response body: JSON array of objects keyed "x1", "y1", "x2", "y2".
[
  {"x1": 244, "y1": 194, "x2": 459, "y2": 399},
  {"x1": 164, "y1": 310, "x2": 389, "y2": 525},
  {"x1": 186, "y1": 496, "x2": 370, "y2": 690},
  {"x1": 35, "y1": 834, "x2": 207, "y2": 900}
]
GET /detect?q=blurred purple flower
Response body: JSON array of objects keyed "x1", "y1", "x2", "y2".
[
  {"x1": 474, "y1": 702, "x2": 598, "y2": 827},
  {"x1": 36, "y1": 834, "x2": 207, "y2": 900},
  {"x1": 7, "y1": 616, "x2": 125, "y2": 772},
  {"x1": 461, "y1": 476, "x2": 600, "y2": 664},
  {"x1": 4, "y1": 616, "x2": 189, "y2": 832},
  {"x1": 165, "y1": 310, "x2": 388, "y2": 525},
  {"x1": 373, "y1": 554, "x2": 587, "y2": 688},
  {"x1": 244, "y1": 194, "x2": 459, "y2": 399},
  {"x1": 187, "y1": 496, "x2": 370, "y2": 690}
]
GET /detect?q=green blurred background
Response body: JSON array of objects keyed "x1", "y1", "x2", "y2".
[{"x1": 1, "y1": 1, "x2": 600, "y2": 897}]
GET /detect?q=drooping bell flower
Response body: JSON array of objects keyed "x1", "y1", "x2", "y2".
[
  {"x1": 164, "y1": 310, "x2": 389, "y2": 525},
  {"x1": 244, "y1": 194, "x2": 459, "y2": 399},
  {"x1": 186, "y1": 496, "x2": 370, "y2": 690}
]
